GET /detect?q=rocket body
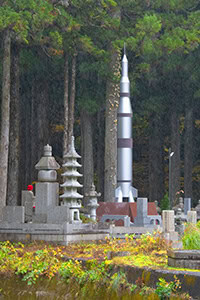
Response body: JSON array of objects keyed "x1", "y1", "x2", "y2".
[{"x1": 115, "y1": 50, "x2": 138, "y2": 202}]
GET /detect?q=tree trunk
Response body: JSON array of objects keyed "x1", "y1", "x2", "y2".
[
  {"x1": 97, "y1": 109, "x2": 105, "y2": 200},
  {"x1": 0, "y1": 30, "x2": 11, "y2": 218},
  {"x1": 184, "y1": 106, "x2": 193, "y2": 198},
  {"x1": 30, "y1": 80, "x2": 49, "y2": 183},
  {"x1": 148, "y1": 116, "x2": 165, "y2": 203},
  {"x1": 63, "y1": 52, "x2": 69, "y2": 158},
  {"x1": 104, "y1": 7, "x2": 121, "y2": 202},
  {"x1": 30, "y1": 78, "x2": 37, "y2": 184},
  {"x1": 171, "y1": 110, "x2": 181, "y2": 207},
  {"x1": 68, "y1": 53, "x2": 77, "y2": 145},
  {"x1": 37, "y1": 83, "x2": 49, "y2": 153},
  {"x1": 80, "y1": 110, "x2": 94, "y2": 206},
  {"x1": 104, "y1": 48, "x2": 121, "y2": 202},
  {"x1": 7, "y1": 42, "x2": 20, "y2": 206}
]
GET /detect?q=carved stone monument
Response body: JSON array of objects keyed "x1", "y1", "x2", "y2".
[
  {"x1": 33, "y1": 144, "x2": 60, "y2": 223},
  {"x1": 60, "y1": 136, "x2": 83, "y2": 224},
  {"x1": 85, "y1": 183, "x2": 100, "y2": 221}
]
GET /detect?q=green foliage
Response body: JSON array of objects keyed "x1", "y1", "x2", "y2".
[
  {"x1": 182, "y1": 223, "x2": 200, "y2": 250},
  {"x1": 160, "y1": 193, "x2": 170, "y2": 211},
  {"x1": 155, "y1": 276, "x2": 181, "y2": 299}
]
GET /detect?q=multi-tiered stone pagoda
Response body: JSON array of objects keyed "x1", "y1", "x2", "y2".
[{"x1": 60, "y1": 136, "x2": 83, "y2": 223}]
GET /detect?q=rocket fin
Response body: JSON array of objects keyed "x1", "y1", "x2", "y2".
[{"x1": 115, "y1": 186, "x2": 123, "y2": 203}]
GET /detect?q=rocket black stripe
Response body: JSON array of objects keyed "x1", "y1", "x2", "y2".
[
  {"x1": 120, "y1": 92, "x2": 130, "y2": 97},
  {"x1": 117, "y1": 138, "x2": 133, "y2": 148},
  {"x1": 117, "y1": 180, "x2": 132, "y2": 183},
  {"x1": 117, "y1": 113, "x2": 132, "y2": 117}
]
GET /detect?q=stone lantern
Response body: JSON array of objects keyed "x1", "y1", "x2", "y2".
[
  {"x1": 85, "y1": 183, "x2": 100, "y2": 221},
  {"x1": 60, "y1": 136, "x2": 83, "y2": 223}
]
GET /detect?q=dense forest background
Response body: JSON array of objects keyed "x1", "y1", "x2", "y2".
[{"x1": 0, "y1": 0, "x2": 200, "y2": 214}]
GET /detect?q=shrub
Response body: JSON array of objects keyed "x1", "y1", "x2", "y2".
[
  {"x1": 182, "y1": 223, "x2": 200, "y2": 250},
  {"x1": 160, "y1": 193, "x2": 170, "y2": 211}
]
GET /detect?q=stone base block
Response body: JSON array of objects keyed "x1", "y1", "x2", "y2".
[
  {"x1": 47, "y1": 206, "x2": 69, "y2": 224},
  {"x1": 134, "y1": 216, "x2": 151, "y2": 227},
  {"x1": 32, "y1": 214, "x2": 47, "y2": 223},
  {"x1": 2, "y1": 206, "x2": 25, "y2": 223},
  {"x1": 35, "y1": 182, "x2": 59, "y2": 215},
  {"x1": 168, "y1": 250, "x2": 200, "y2": 270},
  {"x1": 163, "y1": 231, "x2": 179, "y2": 242}
]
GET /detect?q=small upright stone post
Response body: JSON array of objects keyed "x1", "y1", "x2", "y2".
[
  {"x1": 184, "y1": 198, "x2": 191, "y2": 215},
  {"x1": 187, "y1": 211, "x2": 197, "y2": 224},
  {"x1": 60, "y1": 136, "x2": 83, "y2": 224},
  {"x1": 162, "y1": 210, "x2": 175, "y2": 232},
  {"x1": 175, "y1": 208, "x2": 185, "y2": 236},
  {"x1": 21, "y1": 190, "x2": 35, "y2": 223},
  {"x1": 134, "y1": 198, "x2": 151, "y2": 226},
  {"x1": 85, "y1": 183, "x2": 100, "y2": 221},
  {"x1": 33, "y1": 144, "x2": 60, "y2": 223},
  {"x1": 162, "y1": 210, "x2": 178, "y2": 242}
]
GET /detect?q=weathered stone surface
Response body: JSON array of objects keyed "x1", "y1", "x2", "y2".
[
  {"x1": 168, "y1": 249, "x2": 200, "y2": 260},
  {"x1": 47, "y1": 206, "x2": 69, "y2": 224},
  {"x1": 162, "y1": 210, "x2": 175, "y2": 232},
  {"x1": 21, "y1": 191, "x2": 35, "y2": 223},
  {"x1": 168, "y1": 257, "x2": 200, "y2": 269},
  {"x1": 134, "y1": 198, "x2": 151, "y2": 226},
  {"x1": 187, "y1": 211, "x2": 197, "y2": 224},
  {"x1": 35, "y1": 182, "x2": 59, "y2": 215},
  {"x1": 184, "y1": 197, "x2": 191, "y2": 215},
  {"x1": 101, "y1": 215, "x2": 131, "y2": 227},
  {"x1": 2, "y1": 207, "x2": 25, "y2": 224},
  {"x1": 107, "y1": 251, "x2": 130, "y2": 260},
  {"x1": 112, "y1": 264, "x2": 200, "y2": 299},
  {"x1": 168, "y1": 250, "x2": 200, "y2": 270}
]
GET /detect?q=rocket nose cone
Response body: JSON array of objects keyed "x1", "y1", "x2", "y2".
[{"x1": 122, "y1": 54, "x2": 128, "y2": 62}]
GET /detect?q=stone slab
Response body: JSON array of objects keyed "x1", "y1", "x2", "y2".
[
  {"x1": 187, "y1": 211, "x2": 197, "y2": 224},
  {"x1": 100, "y1": 215, "x2": 130, "y2": 227},
  {"x1": 112, "y1": 264, "x2": 200, "y2": 299},
  {"x1": 184, "y1": 198, "x2": 191, "y2": 215},
  {"x1": 32, "y1": 213, "x2": 47, "y2": 224},
  {"x1": 35, "y1": 182, "x2": 59, "y2": 214},
  {"x1": 168, "y1": 257, "x2": 200, "y2": 269},
  {"x1": 168, "y1": 249, "x2": 200, "y2": 260},
  {"x1": 162, "y1": 210, "x2": 175, "y2": 232},
  {"x1": 163, "y1": 231, "x2": 179, "y2": 242},
  {"x1": 47, "y1": 206, "x2": 69, "y2": 224},
  {"x1": 21, "y1": 191, "x2": 35, "y2": 223},
  {"x1": 2, "y1": 206, "x2": 25, "y2": 224}
]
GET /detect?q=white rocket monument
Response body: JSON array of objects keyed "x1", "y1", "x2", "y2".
[{"x1": 115, "y1": 45, "x2": 138, "y2": 202}]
